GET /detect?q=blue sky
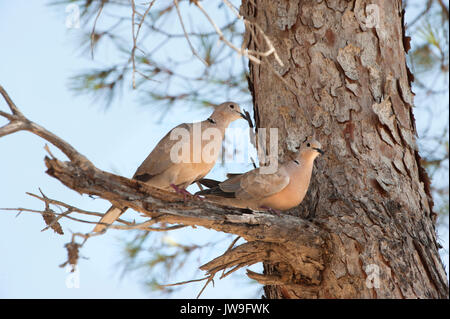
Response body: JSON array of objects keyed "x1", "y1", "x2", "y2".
[{"x1": 0, "y1": 1, "x2": 448, "y2": 298}]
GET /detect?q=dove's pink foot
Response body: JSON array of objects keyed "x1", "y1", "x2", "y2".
[
  {"x1": 170, "y1": 184, "x2": 192, "y2": 201},
  {"x1": 170, "y1": 184, "x2": 204, "y2": 201}
]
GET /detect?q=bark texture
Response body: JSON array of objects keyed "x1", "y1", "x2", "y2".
[{"x1": 241, "y1": 0, "x2": 448, "y2": 298}]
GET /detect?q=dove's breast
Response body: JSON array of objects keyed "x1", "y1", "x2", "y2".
[{"x1": 259, "y1": 161, "x2": 313, "y2": 211}]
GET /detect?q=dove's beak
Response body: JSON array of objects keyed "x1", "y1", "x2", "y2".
[{"x1": 313, "y1": 148, "x2": 324, "y2": 155}]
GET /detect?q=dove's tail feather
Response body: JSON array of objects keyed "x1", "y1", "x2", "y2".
[
  {"x1": 93, "y1": 206, "x2": 126, "y2": 232},
  {"x1": 226, "y1": 173, "x2": 243, "y2": 179},
  {"x1": 195, "y1": 186, "x2": 236, "y2": 198},
  {"x1": 197, "y1": 178, "x2": 221, "y2": 189}
]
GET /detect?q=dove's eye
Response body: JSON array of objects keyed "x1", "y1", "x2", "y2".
[
  {"x1": 307, "y1": 143, "x2": 311, "y2": 147},
  {"x1": 229, "y1": 104, "x2": 235, "y2": 109}
]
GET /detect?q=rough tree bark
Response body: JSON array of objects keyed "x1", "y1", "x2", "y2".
[
  {"x1": 1, "y1": 0, "x2": 448, "y2": 300},
  {"x1": 241, "y1": 0, "x2": 448, "y2": 298}
]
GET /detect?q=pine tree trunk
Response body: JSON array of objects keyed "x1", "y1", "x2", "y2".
[{"x1": 241, "y1": 0, "x2": 448, "y2": 298}]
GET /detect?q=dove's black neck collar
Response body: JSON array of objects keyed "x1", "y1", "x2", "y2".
[{"x1": 207, "y1": 117, "x2": 217, "y2": 124}]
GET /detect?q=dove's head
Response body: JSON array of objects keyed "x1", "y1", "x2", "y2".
[
  {"x1": 297, "y1": 136, "x2": 324, "y2": 160},
  {"x1": 210, "y1": 102, "x2": 245, "y2": 123}
]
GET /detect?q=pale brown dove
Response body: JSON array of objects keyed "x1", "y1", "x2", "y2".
[
  {"x1": 196, "y1": 136, "x2": 324, "y2": 212},
  {"x1": 93, "y1": 102, "x2": 245, "y2": 232}
]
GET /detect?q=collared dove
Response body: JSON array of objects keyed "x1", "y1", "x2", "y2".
[
  {"x1": 93, "y1": 102, "x2": 245, "y2": 232},
  {"x1": 196, "y1": 137, "x2": 324, "y2": 212}
]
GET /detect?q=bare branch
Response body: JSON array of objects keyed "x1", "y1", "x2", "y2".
[
  {"x1": 437, "y1": 0, "x2": 449, "y2": 20},
  {"x1": 222, "y1": 0, "x2": 283, "y2": 66},
  {"x1": 0, "y1": 84, "x2": 327, "y2": 290},
  {"x1": 196, "y1": 275, "x2": 215, "y2": 299},
  {"x1": 90, "y1": 1, "x2": 105, "y2": 59},
  {"x1": 160, "y1": 276, "x2": 209, "y2": 288},
  {"x1": 43, "y1": 155, "x2": 327, "y2": 248},
  {"x1": 192, "y1": 0, "x2": 262, "y2": 64},
  {"x1": 131, "y1": 0, "x2": 157, "y2": 88},
  {"x1": 246, "y1": 269, "x2": 295, "y2": 286},
  {"x1": 0, "y1": 85, "x2": 24, "y2": 117},
  {"x1": 0, "y1": 85, "x2": 92, "y2": 166},
  {"x1": 174, "y1": 0, "x2": 208, "y2": 66},
  {"x1": 0, "y1": 120, "x2": 27, "y2": 138},
  {"x1": 130, "y1": 0, "x2": 138, "y2": 89}
]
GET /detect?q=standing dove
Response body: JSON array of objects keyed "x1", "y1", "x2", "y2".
[
  {"x1": 196, "y1": 136, "x2": 324, "y2": 212},
  {"x1": 93, "y1": 102, "x2": 245, "y2": 232}
]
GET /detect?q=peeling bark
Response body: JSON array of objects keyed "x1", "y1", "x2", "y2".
[{"x1": 242, "y1": 0, "x2": 448, "y2": 298}]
